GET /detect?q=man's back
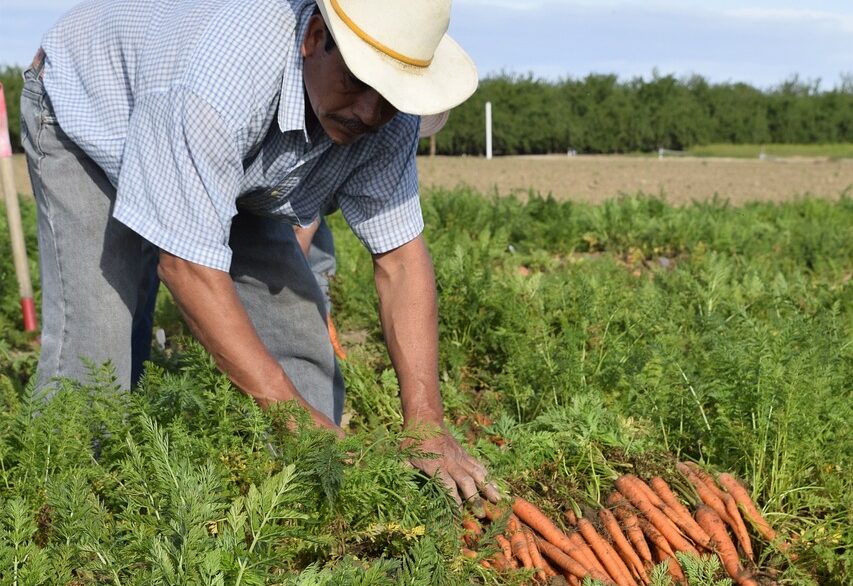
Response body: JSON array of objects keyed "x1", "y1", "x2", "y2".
[{"x1": 41, "y1": 0, "x2": 306, "y2": 184}]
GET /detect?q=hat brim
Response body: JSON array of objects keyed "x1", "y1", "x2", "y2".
[
  {"x1": 419, "y1": 110, "x2": 450, "y2": 138},
  {"x1": 316, "y1": 1, "x2": 478, "y2": 116}
]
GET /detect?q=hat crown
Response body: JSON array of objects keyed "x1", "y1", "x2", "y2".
[{"x1": 330, "y1": 0, "x2": 450, "y2": 65}]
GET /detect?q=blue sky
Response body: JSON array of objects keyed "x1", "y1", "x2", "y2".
[{"x1": 3, "y1": 0, "x2": 852, "y2": 90}]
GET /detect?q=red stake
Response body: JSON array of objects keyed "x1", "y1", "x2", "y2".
[{"x1": 0, "y1": 82, "x2": 38, "y2": 332}]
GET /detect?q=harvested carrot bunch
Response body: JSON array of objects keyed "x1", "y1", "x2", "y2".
[{"x1": 459, "y1": 464, "x2": 791, "y2": 585}]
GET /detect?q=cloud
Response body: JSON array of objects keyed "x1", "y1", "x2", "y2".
[{"x1": 451, "y1": 0, "x2": 853, "y2": 87}]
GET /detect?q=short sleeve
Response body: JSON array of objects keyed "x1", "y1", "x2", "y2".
[
  {"x1": 114, "y1": 88, "x2": 243, "y2": 271},
  {"x1": 337, "y1": 116, "x2": 423, "y2": 254}
]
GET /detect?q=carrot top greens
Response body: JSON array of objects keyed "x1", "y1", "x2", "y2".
[{"x1": 1, "y1": 189, "x2": 850, "y2": 584}]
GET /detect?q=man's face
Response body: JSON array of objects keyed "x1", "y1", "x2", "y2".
[{"x1": 302, "y1": 15, "x2": 398, "y2": 145}]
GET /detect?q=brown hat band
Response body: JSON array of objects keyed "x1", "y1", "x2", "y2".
[{"x1": 330, "y1": 0, "x2": 433, "y2": 68}]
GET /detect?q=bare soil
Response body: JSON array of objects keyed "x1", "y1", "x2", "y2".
[
  {"x1": 417, "y1": 154, "x2": 853, "y2": 205},
  {"x1": 12, "y1": 153, "x2": 853, "y2": 205}
]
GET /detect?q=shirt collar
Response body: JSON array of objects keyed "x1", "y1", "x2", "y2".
[{"x1": 278, "y1": 0, "x2": 316, "y2": 140}]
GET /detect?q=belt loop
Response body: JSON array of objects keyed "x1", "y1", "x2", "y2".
[{"x1": 31, "y1": 48, "x2": 47, "y2": 81}]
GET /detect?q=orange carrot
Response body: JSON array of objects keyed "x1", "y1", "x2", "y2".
[
  {"x1": 717, "y1": 472, "x2": 792, "y2": 554},
  {"x1": 677, "y1": 462, "x2": 735, "y2": 526},
  {"x1": 664, "y1": 557, "x2": 687, "y2": 586},
  {"x1": 649, "y1": 476, "x2": 714, "y2": 550},
  {"x1": 721, "y1": 490, "x2": 754, "y2": 560},
  {"x1": 615, "y1": 475, "x2": 666, "y2": 509},
  {"x1": 536, "y1": 536, "x2": 614, "y2": 584},
  {"x1": 682, "y1": 462, "x2": 738, "y2": 517},
  {"x1": 486, "y1": 553, "x2": 508, "y2": 571},
  {"x1": 695, "y1": 505, "x2": 760, "y2": 586},
  {"x1": 606, "y1": 491, "x2": 628, "y2": 508},
  {"x1": 541, "y1": 556, "x2": 558, "y2": 578},
  {"x1": 600, "y1": 508, "x2": 647, "y2": 583},
  {"x1": 680, "y1": 463, "x2": 755, "y2": 558},
  {"x1": 611, "y1": 504, "x2": 654, "y2": 565},
  {"x1": 511, "y1": 530, "x2": 534, "y2": 570},
  {"x1": 567, "y1": 575, "x2": 581, "y2": 586},
  {"x1": 578, "y1": 517, "x2": 637, "y2": 586},
  {"x1": 461, "y1": 515, "x2": 482, "y2": 548},
  {"x1": 495, "y1": 534, "x2": 516, "y2": 568},
  {"x1": 564, "y1": 507, "x2": 578, "y2": 526},
  {"x1": 617, "y1": 479, "x2": 699, "y2": 556},
  {"x1": 682, "y1": 462, "x2": 720, "y2": 492},
  {"x1": 326, "y1": 314, "x2": 347, "y2": 360},
  {"x1": 649, "y1": 542, "x2": 687, "y2": 586},
  {"x1": 569, "y1": 530, "x2": 609, "y2": 576},
  {"x1": 638, "y1": 518, "x2": 675, "y2": 559},
  {"x1": 525, "y1": 529, "x2": 550, "y2": 582},
  {"x1": 461, "y1": 547, "x2": 478, "y2": 559},
  {"x1": 511, "y1": 497, "x2": 589, "y2": 565}
]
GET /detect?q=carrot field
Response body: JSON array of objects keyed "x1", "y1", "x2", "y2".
[{"x1": 1, "y1": 188, "x2": 850, "y2": 584}]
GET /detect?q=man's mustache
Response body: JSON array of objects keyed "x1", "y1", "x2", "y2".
[{"x1": 329, "y1": 114, "x2": 376, "y2": 135}]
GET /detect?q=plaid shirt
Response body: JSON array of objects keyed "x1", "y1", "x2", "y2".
[{"x1": 41, "y1": 0, "x2": 422, "y2": 271}]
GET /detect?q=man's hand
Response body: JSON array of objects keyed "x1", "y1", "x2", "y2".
[{"x1": 406, "y1": 424, "x2": 502, "y2": 513}]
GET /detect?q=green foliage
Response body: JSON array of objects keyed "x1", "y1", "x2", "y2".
[
  {"x1": 421, "y1": 72, "x2": 853, "y2": 155},
  {"x1": 1, "y1": 66, "x2": 24, "y2": 152},
  {"x1": 4, "y1": 63, "x2": 853, "y2": 155},
  {"x1": 332, "y1": 189, "x2": 852, "y2": 583},
  {"x1": 677, "y1": 553, "x2": 733, "y2": 586},
  {"x1": 1, "y1": 189, "x2": 851, "y2": 583}
]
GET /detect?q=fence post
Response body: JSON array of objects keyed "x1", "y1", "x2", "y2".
[
  {"x1": 485, "y1": 101, "x2": 492, "y2": 160},
  {"x1": 0, "y1": 82, "x2": 38, "y2": 332}
]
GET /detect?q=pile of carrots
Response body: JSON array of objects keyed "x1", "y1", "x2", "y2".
[{"x1": 461, "y1": 462, "x2": 792, "y2": 585}]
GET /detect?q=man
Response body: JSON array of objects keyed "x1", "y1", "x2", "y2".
[{"x1": 21, "y1": 0, "x2": 499, "y2": 506}]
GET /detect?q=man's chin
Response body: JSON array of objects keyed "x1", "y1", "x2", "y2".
[{"x1": 329, "y1": 133, "x2": 358, "y2": 146}]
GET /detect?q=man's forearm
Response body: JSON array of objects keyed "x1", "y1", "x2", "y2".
[
  {"x1": 158, "y1": 251, "x2": 326, "y2": 417},
  {"x1": 373, "y1": 236, "x2": 445, "y2": 427}
]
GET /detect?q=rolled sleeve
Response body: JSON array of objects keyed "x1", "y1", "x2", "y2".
[
  {"x1": 338, "y1": 119, "x2": 423, "y2": 254},
  {"x1": 114, "y1": 88, "x2": 243, "y2": 271}
]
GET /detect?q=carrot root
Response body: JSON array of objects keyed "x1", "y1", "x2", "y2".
[{"x1": 695, "y1": 505, "x2": 760, "y2": 586}]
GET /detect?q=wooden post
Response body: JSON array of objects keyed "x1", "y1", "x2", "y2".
[
  {"x1": 0, "y1": 82, "x2": 38, "y2": 332},
  {"x1": 429, "y1": 134, "x2": 436, "y2": 157}
]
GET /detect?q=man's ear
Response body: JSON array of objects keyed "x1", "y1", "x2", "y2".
[{"x1": 301, "y1": 14, "x2": 326, "y2": 58}]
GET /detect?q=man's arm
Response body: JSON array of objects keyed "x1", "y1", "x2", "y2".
[
  {"x1": 373, "y1": 235, "x2": 500, "y2": 506},
  {"x1": 157, "y1": 250, "x2": 341, "y2": 434}
]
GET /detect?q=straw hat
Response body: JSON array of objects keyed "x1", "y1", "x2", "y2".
[{"x1": 315, "y1": 0, "x2": 478, "y2": 116}]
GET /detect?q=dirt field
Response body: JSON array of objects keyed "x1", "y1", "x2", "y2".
[
  {"x1": 12, "y1": 153, "x2": 853, "y2": 205},
  {"x1": 417, "y1": 154, "x2": 853, "y2": 205}
]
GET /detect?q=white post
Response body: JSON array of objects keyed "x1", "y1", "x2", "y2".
[{"x1": 485, "y1": 101, "x2": 492, "y2": 160}]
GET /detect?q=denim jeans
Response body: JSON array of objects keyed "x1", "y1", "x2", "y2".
[
  {"x1": 306, "y1": 217, "x2": 337, "y2": 315},
  {"x1": 20, "y1": 67, "x2": 344, "y2": 423}
]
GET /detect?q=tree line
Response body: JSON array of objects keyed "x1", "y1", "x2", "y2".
[
  {"x1": 427, "y1": 72, "x2": 853, "y2": 155},
  {"x1": 2, "y1": 65, "x2": 852, "y2": 156}
]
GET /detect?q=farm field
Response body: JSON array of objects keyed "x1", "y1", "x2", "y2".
[
  {"x1": 1, "y1": 171, "x2": 851, "y2": 582},
  {"x1": 417, "y1": 155, "x2": 852, "y2": 205},
  {"x1": 12, "y1": 152, "x2": 853, "y2": 204}
]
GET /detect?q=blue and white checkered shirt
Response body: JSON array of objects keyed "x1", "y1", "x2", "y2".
[{"x1": 41, "y1": 0, "x2": 423, "y2": 271}]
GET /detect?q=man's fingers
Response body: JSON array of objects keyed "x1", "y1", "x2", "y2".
[
  {"x1": 480, "y1": 481, "x2": 503, "y2": 503},
  {"x1": 464, "y1": 458, "x2": 488, "y2": 484},
  {"x1": 437, "y1": 468, "x2": 462, "y2": 506},
  {"x1": 456, "y1": 473, "x2": 480, "y2": 506}
]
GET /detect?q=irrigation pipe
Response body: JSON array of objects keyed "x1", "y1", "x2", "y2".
[{"x1": 0, "y1": 82, "x2": 38, "y2": 332}]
